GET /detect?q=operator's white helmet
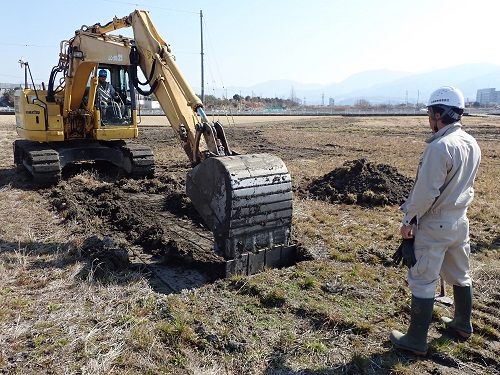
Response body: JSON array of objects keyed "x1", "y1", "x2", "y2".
[{"x1": 427, "y1": 86, "x2": 465, "y2": 109}]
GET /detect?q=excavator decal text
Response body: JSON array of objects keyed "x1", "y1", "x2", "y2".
[{"x1": 108, "y1": 54, "x2": 124, "y2": 62}]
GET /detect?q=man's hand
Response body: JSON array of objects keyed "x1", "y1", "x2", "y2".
[
  {"x1": 400, "y1": 224, "x2": 414, "y2": 239},
  {"x1": 392, "y1": 238, "x2": 416, "y2": 268}
]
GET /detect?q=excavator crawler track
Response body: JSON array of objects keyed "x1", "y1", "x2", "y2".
[
  {"x1": 122, "y1": 143, "x2": 155, "y2": 178},
  {"x1": 13, "y1": 140, "x2": 155, "y2": 185},
  {"x1": 14, "y1": 140, "x2": 61, "y2": 186}
]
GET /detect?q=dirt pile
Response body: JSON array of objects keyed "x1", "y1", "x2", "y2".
[{"x1": 303, "y1": 158, "x2": 413, "y2": 206}]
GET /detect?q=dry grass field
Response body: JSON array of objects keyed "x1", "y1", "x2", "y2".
[{"x1": 0, "y1": 113, "x2": 499, "y2": 374}]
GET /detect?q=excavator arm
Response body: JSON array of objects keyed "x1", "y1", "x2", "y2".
[{"x1": 128, "y1": 10, "x2": 207, "y2": 164}]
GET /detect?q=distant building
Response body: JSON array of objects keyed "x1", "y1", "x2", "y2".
[
  {"x1": 0, "y1": 83, "x2": 21, "y2": 90},
  {"x1": 329, "y1": 97, "x2": 335, "y2": 106},
  {"x1": 138, "y1": 97, "x2": 161, "y2": 109},
  {"x1": 476, "y1": 88, "x2": 500, "y2": 106}
]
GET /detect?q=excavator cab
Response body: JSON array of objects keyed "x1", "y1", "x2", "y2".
[
  {"x1": 14, "y1": 58, "x2": 154, "y2": 184},
  {"x1": 91, "y1": 65, "x2": 135, "y2": 127}
]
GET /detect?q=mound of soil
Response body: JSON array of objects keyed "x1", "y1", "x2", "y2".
[{"x1": 303, "y1": 158, "x2": 413, "y2": 206}]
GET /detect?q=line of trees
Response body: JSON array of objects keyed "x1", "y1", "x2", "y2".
[
  {"x1": 203, "y1": 94, "x2": 300, "y2": 110},
  {"x1": 1, "y1": 86, "x2": 486, "y2": 110},
  {"x1": 0, "y1": 89, "x2": 16, "y2": 107}
]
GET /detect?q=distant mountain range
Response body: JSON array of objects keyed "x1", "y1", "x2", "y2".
[{"x1": 226, "y1": 63, "x2": 500, "y2": 106}]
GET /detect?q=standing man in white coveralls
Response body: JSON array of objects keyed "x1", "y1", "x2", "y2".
[{"x1": 389, "y1": 86, "x2": 481, "y2": 356}]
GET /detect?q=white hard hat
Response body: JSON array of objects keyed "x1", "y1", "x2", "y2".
[{"x1": 427, "y1": 86, "x2": 465, "y2": 109}]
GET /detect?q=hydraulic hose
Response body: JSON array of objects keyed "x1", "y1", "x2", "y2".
[{"x1": 128, "y1": 45, "x2": 158, "y2": 96}]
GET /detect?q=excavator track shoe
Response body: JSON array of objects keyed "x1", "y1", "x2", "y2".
[
  {"x1": 122, "y1": 143, "x2": 155, "y2": 178},
  {"x1": 14, "y1": 140, "x2": 61, "y2": 186}
]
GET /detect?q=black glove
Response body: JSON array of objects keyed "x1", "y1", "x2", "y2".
[{"x1": 392, "y1": 238, "x2": 416, "y2": 268}]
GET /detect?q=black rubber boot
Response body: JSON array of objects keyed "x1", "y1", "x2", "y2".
[
  {"x1": 440, "y1": 285, "x2": 473, "y2": 338},
  {"x1": 390, "y1": 295, "x2": 435, "y2": 355}
]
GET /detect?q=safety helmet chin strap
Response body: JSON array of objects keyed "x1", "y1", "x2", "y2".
[{"x1": 440, "y1": 106, "x2": 462, "y2": 121}]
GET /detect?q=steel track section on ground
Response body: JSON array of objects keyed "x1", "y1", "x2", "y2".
[
  {"x1": 14, "y1": 140, "x2": 62, "y2": 185},
  {"x1": 122, "y1": 143, "x2": 155, "y2": 178}
]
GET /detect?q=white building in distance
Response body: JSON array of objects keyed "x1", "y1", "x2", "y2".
[{"x1": 476, "y1": 88, "x2": 499, "y2": 106}]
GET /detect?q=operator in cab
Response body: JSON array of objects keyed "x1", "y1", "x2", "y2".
[{"x1": 96, "y1": 69, "x2": 123, "y2": 121}]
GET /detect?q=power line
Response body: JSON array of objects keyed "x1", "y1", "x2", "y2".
[
  {"x1": 0, "y1": 74, "x2": 24, "y2": 79},
  {"x1": 0, "y1": 42, "x2": 54, "y2": 48}
]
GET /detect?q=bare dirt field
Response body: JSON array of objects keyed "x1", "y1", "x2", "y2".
[{"x1": 0, "y1": 114, "x2": 499, "y2": 374}]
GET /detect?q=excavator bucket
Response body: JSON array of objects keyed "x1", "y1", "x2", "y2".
[{"x1": 186, "y1": 153, "x2": 295, "y2": 276}]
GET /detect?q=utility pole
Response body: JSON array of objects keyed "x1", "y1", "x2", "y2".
[
  {"x1": 19, "y1": 58, "x2": 28, "y2": 89},
  {"x1": 200, "y1": 10, "x2": 205, "y2": 104}
]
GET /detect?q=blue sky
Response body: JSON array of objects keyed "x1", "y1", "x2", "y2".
[{"x1": 1, "y1": 0, "x2": 499, "y2": 97}]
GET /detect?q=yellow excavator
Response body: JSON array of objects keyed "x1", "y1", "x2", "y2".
[{"x1": 14, "y1": 10, "x2": 295, "y2": 275}]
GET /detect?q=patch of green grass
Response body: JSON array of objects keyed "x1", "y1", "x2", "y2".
[
  {"x1": 303, "y1": 340, "x2": 327, "y2": 353},
  {"x1": 157, "y1": 314, "x2": 197, "y2": 347},
  {"x1": 33, "y1": 335, "x2": 46, "y2": 348},
  {"x1": 56, "y1": 338, "x2": 69, "y2": 347},
  {"x1": 299, "y1": 276, "x2": 317, "y2": 290},
  {"x1": 170, "y1": 353, "x2": 187, "y2": 367},
  {"x1": 331, "y1": 248, "x2": 356, "y2": 262},
  {"x1": 474, "y1": 321, "x2": 499, "y2": 340},
  {"x1": 290, "y1": 269, "x2": 305, "y2": 279},
  {"x1": 431, "y1": 336, "x2": 454, "y2": 352},
  {"x1": 231, "y1": 278, "x2": 261, "y2": 297},
  {"x1": 128, "y1": 322, "x2": 156, "y2": 350},
  {"x1": 115, "y1": 314, "x2": 145, "y2": 327},
  {"x1": 451, "y1": 343, "x2": 474, "y2": 362},
  {"x1": 468, "y1": 334, "x2": 485, "y2": 349},
  {"x1": 5, "y1": 296, "x2": 30, "y2": 310},
  {"x1": 277, "y1": 331, "x2": 298, "y2": 352},
  {"x1": 227, "y1": 274, "x2": 247, "y2": 287},
  {"x1": 47, "y1": 302, "x2": 61, "y2": 313},
  {"x1": 260, "y1": 288, "x2": 286, "y2": 307}
]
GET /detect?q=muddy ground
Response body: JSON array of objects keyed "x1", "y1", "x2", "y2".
[
  {"x1": 26, "y1": 120, "x2": 416, "y2": 288},
  {"x1": 2, "y1": 117, "x2": 499, "y2": 293},
  {"x1": 1, "y1": 114, "x2": 499, "y2": 374}
]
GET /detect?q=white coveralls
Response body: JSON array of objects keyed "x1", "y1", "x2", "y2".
[{"x1": 400, "y1": 122, "x2": 481, "y2": 299}]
